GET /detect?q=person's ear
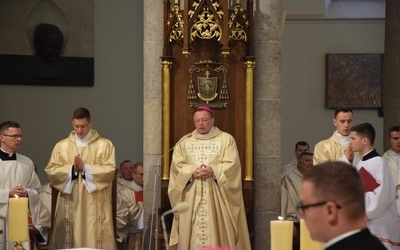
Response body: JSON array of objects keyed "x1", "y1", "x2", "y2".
[
  {"x1": 362, "y1": 137, "x2": 368, "y2": 145},
  {"x1": 326, "y1": 201, "x2": 340, "y2": 223}
]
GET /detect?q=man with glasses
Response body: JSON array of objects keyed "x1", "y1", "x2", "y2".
[
  {"x1": 116, "y1": 161, "x2": 144, "y2": 250},
  {"x1": 299, "y1": 161, "x2": 387, "y2": 250},
  {"x1": 349, "y1": 122, "x2": 400, "y2": 250},
  {"x1": 45, "y1": 107, "x2": 116, "y2": 250},
  {"x1": 168, "y1": 106, "x2": 251, "y2": 250},
  {"x1": 0, "y1": 121, "x2": 41, "y2": 250}
]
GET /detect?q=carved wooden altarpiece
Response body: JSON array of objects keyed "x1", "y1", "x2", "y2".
[{"x1": 157, "y1": 0, "x2": 255, "y2": 247}]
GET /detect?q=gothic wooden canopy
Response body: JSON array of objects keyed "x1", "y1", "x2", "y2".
[{"x1": 160, "y1": 0, "x2": 255, "y2": 183}]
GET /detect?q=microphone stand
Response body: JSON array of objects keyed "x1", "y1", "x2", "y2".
[
  {"x1": 148, "y1": 133, "x2": 192, "y2": 250},
  {"x1": 160, "y1": 202, "x2": 189, "y2": 250},
  {"x1": 149, "y1": 155, "x2": 164, "y2": 250},
  {"x1": 161, "y1": 212, "x2": 171, "y2": 250}
]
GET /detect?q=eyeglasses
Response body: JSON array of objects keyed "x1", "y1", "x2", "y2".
[
  {"x1": 2, "y1": 134, "x2": 23, "y2": 139},
  {"x1": 296, "y1": 201, "x2": 342, "y2": 215},
  {"x1": 194, "y1": 118, "x2": 212, "y2": 124}
]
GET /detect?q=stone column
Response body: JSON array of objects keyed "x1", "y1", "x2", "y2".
[
  {"x1": 383, "y1": 0, "x2": 400, "y2": 150},
  {"x1": 253, "y1": 0, "x2": 282, "y2": 249},
  {"x1": 143, "y1": 0, "x2": 163, "y2": 248}
]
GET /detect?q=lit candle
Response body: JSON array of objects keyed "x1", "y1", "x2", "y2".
[
  {"x1": 300, "y1": 219, "x2": 324, "y2": 250},
  {"x1": 8, "y1": 195, "x2": 29, "y2": 242},
  {"x1": 270, "y1": 216, "x2": 293, "y2": 250}
]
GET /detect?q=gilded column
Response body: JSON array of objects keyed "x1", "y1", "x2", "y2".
[
  {"x1": 161, "y1": 60, "x2": 173, "y2": 180},
  {"x1": 244, "y1": 60, "x2": 255, "y2": 181}
]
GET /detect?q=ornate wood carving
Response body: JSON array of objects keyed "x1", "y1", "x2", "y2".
[
  {"x1": 159, "y1": 0, "x2": 255, "y2": 246},
  {"x1": 161, "y1": 0, "x2": 254, "y2": 180}
]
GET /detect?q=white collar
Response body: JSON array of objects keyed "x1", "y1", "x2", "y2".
[
  {"x1": 390, "y1": 149, "x2": 400, "y2": 157},
  {"x1": 75, "y1": 131, "x2": 92, "y2": 146},
  {"x1": 197, "y1": 126, "x2": 215, "y2": 136},
  {"x1": 335, "y1": 130, "x2": 350, "y2": 147},
  {"x1": 120, "y1": 177, "x2": 143, "y2": 191},
  {"x1": 362, "y1": 148, "x2": 375, "y2": 157},
  {"x1": 0, "y1": 148, "x2": 15, "y2": 157},
  {"x1": 132, "y1": 180, "x2": 143, "y2": 191}
]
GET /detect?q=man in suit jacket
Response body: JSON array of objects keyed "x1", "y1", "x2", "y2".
[{"x1": 299, "y1": 161, "x2": 387, "y2": 250}]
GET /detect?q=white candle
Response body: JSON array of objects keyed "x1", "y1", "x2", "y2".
[
  {"x1": 270, "y1": 217, "x2": 293, "y2": 250},
  {"x1": 300, "y1": 219, "x2": 324, "y2": 250},
  {"x1": 8, "y1": 196, "x2": 29, "y2": 242}
]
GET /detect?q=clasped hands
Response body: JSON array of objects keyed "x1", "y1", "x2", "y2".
[
  {"x1": 74, "y1": 154, "x2": 84, "y2": 171},
  {"x1": 9, "y1": 184, "x2": 27, "y2": 197},
  {"x1": 192, "y1": 164, "x2": 213, "y2": 180},
  {"x1": 344, "y1": 147, "x2": 354, "y2": 162}
]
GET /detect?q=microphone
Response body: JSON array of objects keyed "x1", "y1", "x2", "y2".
[
  {"x1": 161, "y1": 202, "x2": 189, "y2": 250},
  {"x1": 157, "y1": 133, "x2": 192, "y2": 166},
  {"x1": 163, "y1": 201, "x2": 190, "y2": 215},
  {"x1": 149, "y1": 133, "x2": 192, "y2": 250}
]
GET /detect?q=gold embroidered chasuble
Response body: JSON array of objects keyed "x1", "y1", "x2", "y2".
[
  {"x1": 168, "y1": 127, "x2": 251, "y2": 250},
  {"x1": 313, "y1": 131, "x2": 361, "y2": 166},
  {"x1": 45, "y1": 130, "x2": 116, "y2": 250}
]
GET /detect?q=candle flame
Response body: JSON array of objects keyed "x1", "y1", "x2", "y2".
[
  {"x1": 278, "y1": 216, "x2": 284, "y2": 221},
  {"x1": 14, "y1": 194, "x2": 19, "y2": 198}
]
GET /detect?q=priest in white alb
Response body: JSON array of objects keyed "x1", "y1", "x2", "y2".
[
  {"x1": 350, "y1": 123, "x2": 400, "y2": 250},
  {"x1": 0, "y1": 121, "x2": 41, "y2": 250},
  {"x1": 116, "y1": 161, "x2": 144, "y2": 250}
]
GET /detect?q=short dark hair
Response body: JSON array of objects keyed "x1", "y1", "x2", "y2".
[
  {"x1": 73, "y1": 107, "x2": 91, "y2": 121},
  {"x1": 303, "y1": 161, "x2": 365, "y2": 221},
  {"x1": 295, "y1": 141, "x2": 309, "y2": 151},
  {"x1": 389, "y1": 125, "x2": 400, "y2": 137},
  {"x1": 0, "y1": 121, "x2": 20, "y2": 134},
  {"x1": 350, "y1": 122, "x2": 375, "y2": 145},
  {"x1": 334, "y1": 107, "x2": 353, "y2": 118},
  {"x1": 297, "y1": 151, "x2": 313, "y2": 161}
]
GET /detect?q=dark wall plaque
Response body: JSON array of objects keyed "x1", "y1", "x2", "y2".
[
  {"x1": 0, "y1": 0, "x2": 94, "y2": 86},
  {"x1": 326, "y1": 53, "x2": 382, "y2": 109}
]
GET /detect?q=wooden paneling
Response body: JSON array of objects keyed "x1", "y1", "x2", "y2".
[{"x1": 160, "y1": 1, "x2": 255, "y2": 247}]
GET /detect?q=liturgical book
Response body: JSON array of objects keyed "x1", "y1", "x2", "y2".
[{"x1": 358, "y1": 167, "x2": 380, "y2": 192}]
